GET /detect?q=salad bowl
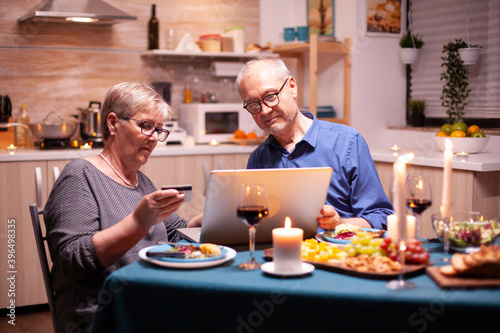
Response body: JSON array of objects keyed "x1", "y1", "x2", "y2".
[{"x1": 432, "y1": 211, "x2": 500, "y2": 253}]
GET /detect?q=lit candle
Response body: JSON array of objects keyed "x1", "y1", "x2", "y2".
[
  {"x1": 272, "y1": 217, "x2": 303, "y2": 273},
  {"x1": 7, "y1": 144, "x2": 17, "y2": 155},
  {"x1": 80, "y1": 143, "x2": 92, "y2": 150},
  {"x1": 456, "y1": 151, "x2": 469, "y2": 160},
  {"x1": 389, "y1": 145, "x2": 402, "y2": 156},
  {"x1": 407, "y1": 215, "x2": 416, "y2": 240},
  {"x1": 387, "y1": 214, "x2": 398, "y2": 240},
  {"x1": 440, "y1": 139, "x2": 453, "y2": 219},
  {"x1": 209, "y1": 139, "x2": 220, "y2": 146},
  {"x1": 392, "y1": 153, "x2": 414, "y2": 242}
]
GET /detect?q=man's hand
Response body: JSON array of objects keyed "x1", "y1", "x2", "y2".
[{"x1": 317, "y1": 204, "x2": 341, "y2": 230}]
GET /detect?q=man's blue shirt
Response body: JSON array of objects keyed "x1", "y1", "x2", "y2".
[{"x1": 247, "y1": 112, "x2": 393, "y2": 229}]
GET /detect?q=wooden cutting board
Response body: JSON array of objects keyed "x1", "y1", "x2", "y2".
[
  {"x1": 263, "y1": 248, "x2": 426, "y2": 280},
  {"x1": 426, "y1": 266, "x2": 500, "y2": 288}
]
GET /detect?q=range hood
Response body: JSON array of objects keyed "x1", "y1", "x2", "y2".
[{"x1": 18, "y1": 0, "x2": 137, "y2": 24}]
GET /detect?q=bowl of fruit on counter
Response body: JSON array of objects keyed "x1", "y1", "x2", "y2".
[
  {"x1": 434, "y1": 122, "x2": 489, "y2": 153},
  {"x1": 432, "y1": 211, "x2": 500, "y2": 253}
]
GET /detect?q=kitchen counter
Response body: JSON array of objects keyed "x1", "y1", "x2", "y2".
[
  {"x1": 3, "y1": 143, "x2": 500, "y2": 172},
  {"x1": 370, "y1": 148, "x2": 500, "y2": 172},
  {"x1": 0, "y1": 143, "x2": 258, "y2": 162}
]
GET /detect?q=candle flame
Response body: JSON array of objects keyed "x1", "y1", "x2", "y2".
[
  {"x1": 417, "y1": 179, "x2": 423, "y2": 190},
  {"x1": 445, "y1": 139, "x2": 453, "y2": 151},
  {"x1": 397, "y1": 153, "x2": 414, "y2": 164},
  {"x1": 285, "y1": 217, "x2": 291, "y2": 228}
]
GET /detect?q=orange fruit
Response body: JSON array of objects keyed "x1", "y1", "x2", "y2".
[
  {"x1": 436, "y1": 131, "x2": 448, "y2": 137},
  {"x1": 450, "y1": 130, "x2": 466, "y2": 137},
  {"x1": 246, "y1": 132, "x2": 258, "y2": 139},
  {"x1": 467, "y1": 125, "x2": 480, "y2": 135},
  {"x1": 234, "y1": 129, "x2": 247, "y2": 139}
]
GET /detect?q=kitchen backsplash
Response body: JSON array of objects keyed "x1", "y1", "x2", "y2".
[{"x1": 0, "y1": 0, "x2": 259, "y2": 124}]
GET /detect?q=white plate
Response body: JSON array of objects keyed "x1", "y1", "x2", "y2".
[
  {"x1": 261, "y1": 262, "x2": 315, "y2": 277},
  {"x1": 322, "y1": 228, "x2": 387, "y2": 244},
  {"x1": 139, "y1": 245, "x2": 236, "y2": 269}
]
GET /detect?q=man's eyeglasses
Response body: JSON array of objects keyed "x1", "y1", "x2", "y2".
[
  {"x1": 243, "y1": 78, "x2": 289, "y2": 114},
  {"x1": 121, "y1": 117, "x2": 170, "y2": 142}
]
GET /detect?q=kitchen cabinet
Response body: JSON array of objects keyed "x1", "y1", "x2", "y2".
[
  {"x1": 374, "y1": 161, "x2": 500, "y2": 239},
  {"x1": 272, "y1": 34, "x2": 352, "y2": 125},
  {"x1": 0, "y1": 159, "x2": 70, "y2": 308}
]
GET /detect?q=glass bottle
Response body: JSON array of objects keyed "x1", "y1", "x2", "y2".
[
  {"x1": 14, "y1": 104, "x2": 30, "y2": 148},
  {"x1": 148, "y1": 4, "x2": 159, "y2": 50}
]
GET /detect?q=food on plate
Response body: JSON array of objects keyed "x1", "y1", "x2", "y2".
[
  {"x1": 335, "y1": 223, "x2": 361, "y2": 236},
  {"x1": 302, "y1": 239, "x2": 348, "y2": 263},
  {"x1": 440, "y1": 245, "x2": 500, "y2": 278},
  {"x1": 345, "y1": 254, "x2": 401, "y2": 273},
  {"x1": 200, "y1": 243, "x2": 221, "y2": 256},
  {"x1": 164, "y1": 243, "x2": 221, "y2": 259},
  {"x1": 326, "y1": 224, "x2": 385, "y2": 241}
]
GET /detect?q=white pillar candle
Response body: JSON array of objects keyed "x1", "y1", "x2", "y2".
[
  {"x1": 272, "y1": 217, "x2": 303, "y2": 273},
  {"x1": 387, "y1": 214, "x2": 398, "y2": 240},
  {"x1": 392, "y1": 153, "x2": 414, "y2": 242},
  {"x1": 407, "y1": 215, "x2": 416, "y2": 240},
  {"x1": 440, "y1": 139, "x2": 453, "y2": 219}
]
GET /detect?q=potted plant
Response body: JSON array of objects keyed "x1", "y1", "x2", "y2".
[
  {"x1": 399, "y1": 33, "x2": 424, "y2": 65},
  {"x1": 458, "y1": 43, "x2": 482, "y2": 65},
  {"x1": 408, "y1": 98, "x2": 426, "y2": 127},
  {"x1": 440, "y1": 39, "x2": 471, "y2": 123}
]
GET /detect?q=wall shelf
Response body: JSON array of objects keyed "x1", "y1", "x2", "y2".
[
  {"x1": 141, "y1": 49, "x2": 278, "y2": 62},
  {"x1": 272, "y1": 34, "x2": 351, "y2": 125}
]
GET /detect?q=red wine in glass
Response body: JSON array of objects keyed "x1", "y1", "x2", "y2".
[
  {"x1": 237, "y1": 184, "x2": 269, "y2": 270},
  {"x1": 405, "y1": 176, "x2": 432, "y2": 239},
  {"x1": 237, "y1": 206, "x2": 269, "y2": 226},
  {"x1": 407, "y1": 199, "x2": 432, "y2": 215}
]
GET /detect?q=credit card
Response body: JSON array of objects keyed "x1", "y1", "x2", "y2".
[{"x1": 161, "y1": 184, "x2": 192, "y2": 202}]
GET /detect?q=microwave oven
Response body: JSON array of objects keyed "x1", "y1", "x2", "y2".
[{"x1": 179, "y1": 103, "x2": 263, "y2": 144}]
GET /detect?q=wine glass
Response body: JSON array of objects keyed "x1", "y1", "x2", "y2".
[
  {"x1": 237, "y1": 184, "x2": 269, "y2": 270},
  {"x1": 386, "y1": 240, "x2": 417, "y2": 290},
  {"x1": 406, "y1": 176, "x2": 432, "y2": 239}
]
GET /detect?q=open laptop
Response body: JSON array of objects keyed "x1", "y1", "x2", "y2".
[{"x1": 178, "y1": 167, "x2": 333, "y2": 245}]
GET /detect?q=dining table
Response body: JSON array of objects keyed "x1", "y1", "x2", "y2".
[{"x1": 91, "y1": 240, "x2": 500, "y2": 333}]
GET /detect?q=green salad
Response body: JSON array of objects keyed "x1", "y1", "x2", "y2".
[{"x1": 433, "y1": 219, "x2": 500, "y2": 247}]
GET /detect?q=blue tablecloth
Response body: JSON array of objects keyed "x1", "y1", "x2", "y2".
[{"x1": 92, "y1": 242, "x2": 499, "y2": 333}]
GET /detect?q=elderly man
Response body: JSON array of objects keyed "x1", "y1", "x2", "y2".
[{"x1": 236, "y1": 57, "x2": 393, "y2": 230}]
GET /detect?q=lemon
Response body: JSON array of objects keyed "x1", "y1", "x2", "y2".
[
  {"x1": 441, "y1": 124, "x2": 453, "y2": 135},
  {"x1": 436, "y1": 131, "x2": 448, "y2": 137},
  {"x1": 452, "y1": 122, "x2": 468, "y2": 134},
  {"x1": 467, "y1": 125, "x2": 480, "y2": 135},
  {"x1": 450, "y1": 130, "x2": 467, "y2": 137}
]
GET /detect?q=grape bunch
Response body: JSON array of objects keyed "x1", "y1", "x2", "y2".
[
  {"x1": 345, "y1": 233, "x2": 430, "y2": 265},
  {"x1": 344, "y1": 232, "x2": 397, "y2": 260}
]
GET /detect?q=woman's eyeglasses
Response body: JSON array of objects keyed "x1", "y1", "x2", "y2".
[
  {"x1": 121, "y1": 118, "x2": 170, "y2": 142},
  {"x1": 243, "y1": 78, "x2": 289, "y2": 114}
]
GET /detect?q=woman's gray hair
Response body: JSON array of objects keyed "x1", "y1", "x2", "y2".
[
  {"x1": 100, "y1": 82, "x2": 173, "y2": 141},
  {"x1": 235, "y1": 56, "x2": 291, "y2": 90}
]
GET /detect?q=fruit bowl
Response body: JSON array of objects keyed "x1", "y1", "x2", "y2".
[
  {"x1": 431, "y1": 212, "x2": 500, "y2": 253},
  {"x1": 433, "y1": 136, "x2": 490, "y2": 153}
]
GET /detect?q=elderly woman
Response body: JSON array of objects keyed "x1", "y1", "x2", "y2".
[{"x1": 44, "y1": 82, "x2": 202, "y2": 333}]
